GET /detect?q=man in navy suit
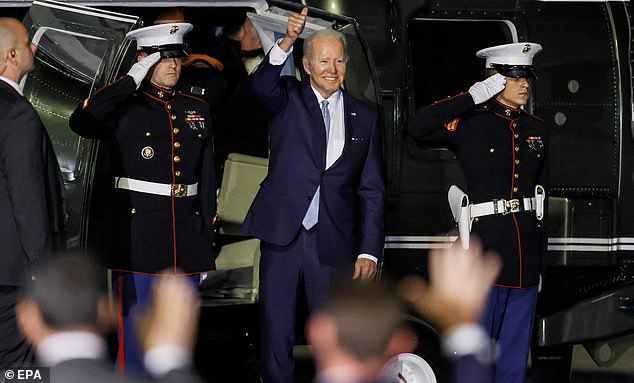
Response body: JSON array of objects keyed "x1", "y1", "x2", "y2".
[
  {"x1": 242, "y1": 8, "x2": 385, "y2": 383},
  {"x1": 308, "y1": 280, "x2": 415, "y2": 383},
  {"x1": 0, "y1": 17, "x2": 65, "y2": 369},
  {"x1": 309, "y1": 240, "x2": 499, "y2": 383}
]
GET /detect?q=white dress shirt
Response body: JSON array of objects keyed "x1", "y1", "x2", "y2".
[
  {"x1": 443, "y1": 323, "x2": 496, "y2": 363},
  {"x1": 37, "y1": 331, "x2": 107, "y2": 367},
  {"x1": 311, "y1": 87, "x2": 344, "y2": 170},
  {"x1": 37, "y1": 330, "x2": 191, "y2": 376}
]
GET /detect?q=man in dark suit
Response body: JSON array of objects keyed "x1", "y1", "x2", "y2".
[
  {"x1": 0, "y1": 17, "x2": 65, "y2": 369},
  {"x1": 308, "y1": 280, "x2": 415, "y2": 383},
  {"x1": 16, "y1": 255, "x2": 201, "y2": 383},
  {"x1": 214, "y1": 16, "x2": 268, "y2": 164},
  {"x1": 242, "y1": 8, "x2": 385, "y2": 383}
]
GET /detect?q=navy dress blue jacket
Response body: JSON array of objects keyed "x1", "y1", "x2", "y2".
[
  {"x1": 408, "y1": 93, "x2": 547, "y2": 287},
  {"x1": 69, "y1": 77, "x2": 215, "y2": 274}
]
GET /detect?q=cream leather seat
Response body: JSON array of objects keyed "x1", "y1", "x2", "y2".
[{"x1": 209, "y1": 153, "x2": 268, "y2": 301}]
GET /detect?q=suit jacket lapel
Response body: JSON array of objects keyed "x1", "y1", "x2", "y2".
[
  {"x1": 302, "y1": 81, "x2": 328, "y2": 167},
  {"x1": 302, "y1": 81, "x2": 322, "y2": 121},
  {"x1": 342, "y1": 90, "x2": 354, "y2": 147}
]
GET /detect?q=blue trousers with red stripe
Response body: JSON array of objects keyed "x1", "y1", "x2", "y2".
[
  {"x1": 481, "y1": 285, "x2": 538, "y2": 383},
  {"x1": 112, "y1": 272, "x2": 199, "y2": 377}
]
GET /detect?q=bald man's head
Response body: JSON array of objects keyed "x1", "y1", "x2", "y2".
[
  {"x1": 0, "y1": 18, "x2": 20, "y2": 47},
  {"x1": 0, "y1": 18, "x2": 18, "y2": 73},
  {"x1": 0, "y1": 17, "x2": 36, "y2": 83}
]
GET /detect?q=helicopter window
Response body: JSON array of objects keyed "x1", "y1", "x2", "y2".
[
  {"x1": 24, "y1": 28, "x2": 109, "y2": 182},
  {"x1": 408, "y1": 19, "x2": 516, "y2": 108}
]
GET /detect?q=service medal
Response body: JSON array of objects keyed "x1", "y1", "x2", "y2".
[
  {"x1": 185, "y1": 112, "x2": 205, "y2": 131},
  {"x1": 527, "y1": 136, "x2": 543, "y2": 151}
]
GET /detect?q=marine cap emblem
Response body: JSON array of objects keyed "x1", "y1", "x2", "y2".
[
  {"x1": 141, "y1": 146, "x2": 154, "y2": 159},
  {"x1": 169, "y1": 25, "x2": 180, "y2": 34},
  {"x1": 522, "y1": 44, "x2": 532, "y2": 54}
]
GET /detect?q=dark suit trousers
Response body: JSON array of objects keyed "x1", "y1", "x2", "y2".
[
  {"x1": 0, "y1": 285, "x2": 33, "y2": 368},
  {"x1": 259, "y1": 226, "x2": 349, "y2": 383}
]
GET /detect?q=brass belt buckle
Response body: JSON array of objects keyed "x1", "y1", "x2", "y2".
[
  {"x1": 504, "y1": 199, "x2": 521, "y2": 215},
  {"x1": 171, "y1": 183, "x2": 187, "y2": 198}
]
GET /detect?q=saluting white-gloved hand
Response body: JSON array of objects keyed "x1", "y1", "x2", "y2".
[
  {"x1": 127, "y1": 52, "x2": 161, "y2": 89},
  {"x1": 468, "y1": 73, "x2": 506, "y2": 105}
]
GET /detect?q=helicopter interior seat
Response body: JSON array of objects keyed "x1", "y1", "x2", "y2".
[
  {"x1": 216, "y1": 153, "x2": 269, "y2": 235},
  {"x1": 202, "y1": 153, "x2": 268, "y2": 301}
]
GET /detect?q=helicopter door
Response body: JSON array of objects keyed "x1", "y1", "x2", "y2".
[{"x1": 21, "y1": 0, "x2": 141, "y2": 249}]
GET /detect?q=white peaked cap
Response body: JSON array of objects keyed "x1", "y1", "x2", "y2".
[
  {"x1": 126, "y1": 23, "x2": 193, "y2": 49},
  {"x1": 476, "y1": 42, "x2": 543, "y2": 68}
]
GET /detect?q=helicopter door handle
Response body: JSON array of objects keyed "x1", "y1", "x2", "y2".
[
  {"x1": 619, "y1": 297, "x2": 634, "y2": 314},
  {"x1": 61, "y1": 168, "x2": 76, "y2": 183}
]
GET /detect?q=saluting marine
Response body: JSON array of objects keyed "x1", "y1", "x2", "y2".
[
  {"x1": 69, "y1": 23, "x2": 215, "y2": 375},
  {"x1": 407, "y1": 43, "x2": 546, "y2": 383}
]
